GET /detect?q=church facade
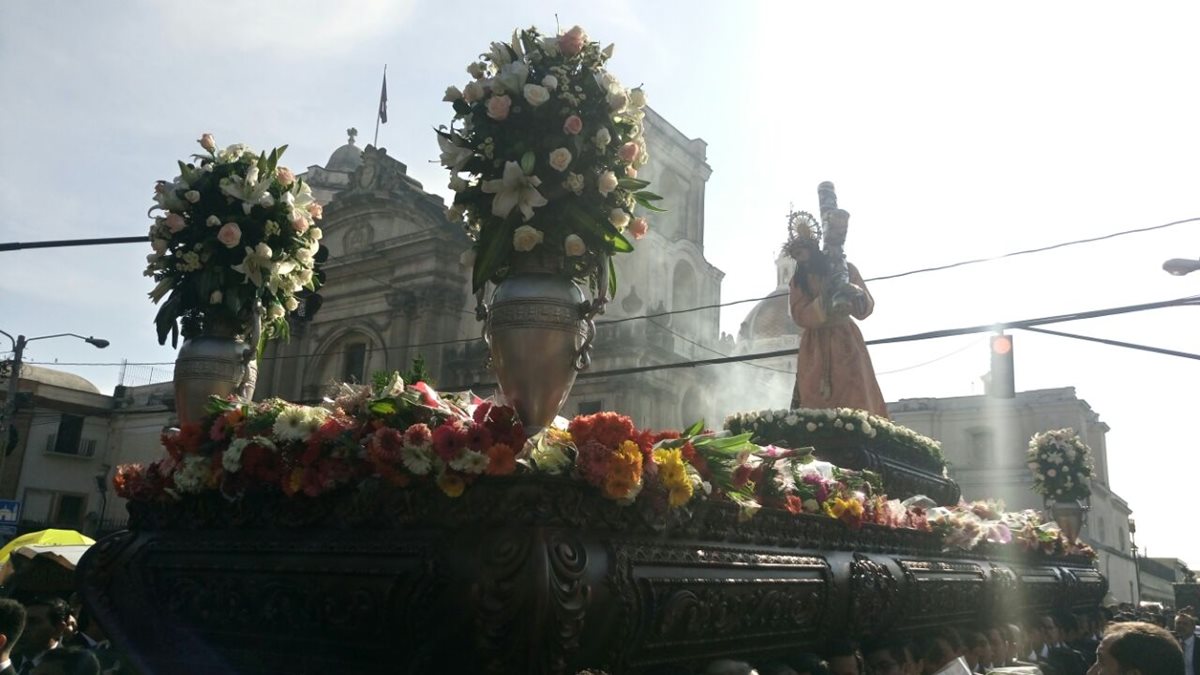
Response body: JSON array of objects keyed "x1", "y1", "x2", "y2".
[{"x1": 256, "y1": 108, "x2": 727, "y2": 430}]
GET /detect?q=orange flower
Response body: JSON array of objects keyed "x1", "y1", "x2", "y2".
[
  {"x1": 437, "y1": 471, "x2": 466, "y2": 498},
  {"x1": 485, "y1": 443, "x2": 516, "y2": 476},
  {"x1": 283, "y1": 467, "x2": 305, "y2": 496}
]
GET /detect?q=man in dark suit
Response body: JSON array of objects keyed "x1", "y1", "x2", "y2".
[
  {"x1": 1177, "y1": 612, "x2": 1198, "y2": 675},
  {"x1": 0, "y1": 599, "x2": 27, "y2": 675},
  {"x1": 13, "y1": 598, "x2": 68, "y2": 675}
]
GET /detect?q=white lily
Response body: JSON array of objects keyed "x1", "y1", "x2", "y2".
[
  {"x1": 266, "y1": 259, "x2": 298, "y2": 295},
  {"x1": 219, "y1": 164, "x2": 273, "y2": 215},
  {"x1": 438, "y1": 134, "x2": 474, "y2": 171},
  {"x1": 481, "y1": 161, "x2": 547, "y2": 221},
  {"x1": 231, "y1": 243, "x2": 273, "y2": 288},
  {"x1": 283, "y1": 187, "x2": 317, "y2": 229}
]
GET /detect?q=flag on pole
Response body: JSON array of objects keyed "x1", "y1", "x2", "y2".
[{"x1": 378, "y1": 72, "x2": 388, "y2": 124}]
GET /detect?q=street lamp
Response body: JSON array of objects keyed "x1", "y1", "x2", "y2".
[
  {"x1": 0, "y1": 330, "x2": 110, "y2": 464},
  {"x1": 1129, "y1": 517, "x2": 1143, "y2": 605},
  {"x1": 1162, "y1": 258, "x2": 1200, "y2": 276}
]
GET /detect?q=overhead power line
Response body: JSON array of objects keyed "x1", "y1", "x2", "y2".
[
  {"x1": 3, "y1": 216, "x2": 1196, "y2": 328},
  {"x1": 25, "y1": 297, "x2": 1199, "y2": 394},
  {"x1": 1019, "y1": 326, "x2": 1200, "y2": 361}
]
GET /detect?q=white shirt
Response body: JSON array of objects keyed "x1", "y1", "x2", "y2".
[
  {"x1": 933, "y1": 657, "x2": 973, "y2": 675},
  {"x1": 1183, "y1": 635, "x2": 1195, "y2": 675},
  {"x1": 0, "y1": 659, "x2": 10, "y2": 673}
]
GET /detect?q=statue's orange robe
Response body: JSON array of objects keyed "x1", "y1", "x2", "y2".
[{"x1": 788, "y1": 263, "x2": 889, "y2": 418}]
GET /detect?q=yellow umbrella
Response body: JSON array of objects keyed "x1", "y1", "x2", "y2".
[{"x1": 0, "y1": 529, "x2": 95, "y2": 566}]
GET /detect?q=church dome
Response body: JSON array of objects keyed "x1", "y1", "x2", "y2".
[
  {"x1": 325, "y1": 128, "x2": 363, "y2": 172},
  {"x1": 15, "y1": 364, "x2": 101, "y2": 394},
  {"x1": 738, "y1": 285, "x2": 799, "y2": 342}
]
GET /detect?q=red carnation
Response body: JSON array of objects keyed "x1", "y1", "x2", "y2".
[
  {"x1": 464, "y1": 423, "x2": 493, "y2": 453},
  {"x1": 404, "y1": 423, "x2": 432, "y2": 448},
  {"x1": 575, "y1": 440, "x2": 612, "y2": 487},
  {"x1": 432, "y1": 421, "x2": 468, "y2": 462}
]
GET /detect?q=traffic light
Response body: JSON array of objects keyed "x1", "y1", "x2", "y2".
[{"x1": 989, "y1": 333, "x2": 1014, "y2": 398}]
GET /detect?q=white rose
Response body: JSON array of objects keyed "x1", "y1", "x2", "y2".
[
  {"x1": 523, "y1": 84, "x2": 550, "y2": 107},
  {"x1": 460, "y1": 248, "x2": 476, "y2": 268},
  {"x1": 607, "y1": 91, "x2": 628, "y2": 112},
  {"x1": 309, "y1": 227, "x2": 323, "y2": 240},
  {"x1": 845, "y1": 423, "x2": 855, "y2": 432},
  {"x1": 184, "y1": 190, "x2": 200, "y2": 204},
  {"x1": 463, "y1": 81, "x2": 485, "y2": 104},
  {"x1": 597, "y1": 170, "x2": 618, "y2": 196},
  {"x1": 443, "y1": 85, "x2": 463, "y2": 102},
  {"x1": 206, "y1": 215, "x2": 221, "y2": 228},
  {"x1": 284, "y1": 296, "x2": 299, "y2": 311},
  {"x1": 593, "y1": 128, "x2": 612, "y2": 149},
  {"x1": 564, "y1": 234, "x2": 586, "y2": 257},
  {"x1": 267, "y1": 304, "x2": 285, "y2": 320},
  {"x1": 1047, "y1": 469, "x2": 1057, "y2": 477},
  {"x1": 629, "y1": 87, "x2": 647, "y2": 108},
  {"x1": 548, "y1": 148, "x2": 572, "y2": 172},
  {"x1": 542, "y1": 75, "x2": 558, "y2": 90},
  {"x1": 609, "y1": 208, "x2": 629, "y2": 230},
  {"x1": 512, "y1": 224, "x2": 544, "y2": 252},
  {"x1": 448, "y1": 174, "x2": 468, "y2": 192},
  {"x1": 806, "y1": 422, "x2": 817, "y2": 432},
  {"x1": 564, "y1": 172, "x2": 585, "y2": 195},
  {"x1": 209, "y1": 290, "x2": 222, "y2": 304}
]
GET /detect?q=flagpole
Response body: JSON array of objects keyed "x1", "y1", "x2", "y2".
[{"x1": 374, "y1": 64, "x2": 387, "y2": 147}]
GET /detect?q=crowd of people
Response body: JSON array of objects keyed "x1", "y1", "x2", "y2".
[
  {"x1": 608, "y1": 607, "x2": 1198, "y2": 675},
  {"x1": 0, "y1": 595, "x2": 121, "y2": 675}
]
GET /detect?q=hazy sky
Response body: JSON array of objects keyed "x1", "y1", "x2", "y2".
[{"x1": 2, "y1": 2, "x2": 1198, "y2": 565}]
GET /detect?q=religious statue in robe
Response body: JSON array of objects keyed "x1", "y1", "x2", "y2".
[{"x1": 785, "y1": 195, "x2": 889, "y2": 418}]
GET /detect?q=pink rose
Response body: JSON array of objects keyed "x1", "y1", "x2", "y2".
[
  {"x1": 198, "y1": 133, "x2": 216, "y2": 152},
  {"x1": 558, "y1": 25, "x2": 587, "y2": 57},
  {"x1": 276, "y1": 166, "x2": 295, "y2": 186},
  {"x1": 291, "y1": 214, "x2": 310, "y2": 233},
  {"x1": 307, "y1": 202, "x2": 323, "y2": 220},
  {"x1": 629, "y1": 217, "x2": 648, "y2": 240},
  {"x1": 486, "y1": 95, "x2": 512, "y2": 121},
  {"x1": 625, "y1": 166, "x2": 638, "y2": 178},
  {"x1": 164, "y1": 213, "x2": 186, "y2": 233},
  {"x1": 618, "y1": 141, "x2": 639, "y2": 162},
  {"x1": 217, "y1": 222, "x2": 242, "y2": 248},
  {"x1": 562, "y1": 115, "x2": 583, "y2": 135}
]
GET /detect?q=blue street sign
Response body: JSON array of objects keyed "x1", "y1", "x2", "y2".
[{"x1": 0, "y1": 500, "x2": 21, "y2": 525}]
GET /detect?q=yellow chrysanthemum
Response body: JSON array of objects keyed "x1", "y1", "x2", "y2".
[
  {"x1": 437, "y1": 471, "x2": 466, "y2": 498},
  {"x1": 668, "y1": 482, "x2": 693, "y2": 508}
]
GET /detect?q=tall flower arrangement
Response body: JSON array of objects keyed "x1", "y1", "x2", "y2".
[
  {"x1": 440, "y1": 25, "x2": 662, "y2": 294},
  {"x1": 146, "y1": 134, "x2": 324, "y2": 347},
  {"x1": 1027, "y1": 428, "x2": 1094, "y2": 501}
]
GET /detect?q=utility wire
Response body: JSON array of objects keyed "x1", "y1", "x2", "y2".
[
  {"x1": 1018, "y1": 326, "x2": 1200, "y2": 361},
  {"x1": 4, "y1": 216, "x2": 1196, "y2": 326},
  {"x1": 22, "y1": 295, "x2": 1199, "y2": 371},
  {"x1": 645, "y1": 318, "x2": 795, "y2": 375}
]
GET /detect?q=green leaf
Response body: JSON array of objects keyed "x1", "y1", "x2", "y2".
[
  {"x1": 634, "y1": 190, "x2": 664, "y2": 201},
  {"x1": 369, "y1": 400, "x2": 398, "y2": 416},
  {"x1": 618, "y1": 177, "x2": 650, "y2": 190},
  {"x1": 473, "y1": 221, "x2": 514, "y2": 291},
  {"x1": 606, "y1": 230, "x2": 633, "y2": 253},
  {"x1": 519, "y1": 150, "x2": 535, "y2": 174},
  {"x1": 607, "y1": 256, "x2": 617, "y2": 298},
  {"x1": 634, "y1": 196, "x2": 668, "y2": 213},
  {"x1": 684, "y1": 419, "x2": 705, "y2": 437}
]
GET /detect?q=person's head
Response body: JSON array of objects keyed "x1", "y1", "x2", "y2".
[
  {"x1": 823, "y1": 640, "x2": 862, "y2": 675},
  {"x1": 1002, "y1": 623, "x2": 1026, "y2": 661},
  {"x1": 29, "y1": 647, "x2": 100, "y2": 675},
  {"x1": 0, "y1": 599, "x2": 25, "y2": 659},
  {"x1": 912, "y1": 630, "x2": 958, "y2": 675},
  {"x1": 1040, "y1": 614, "x2": 1062, "y2": 646},
  {"x1": 985, "y1": 627, "x2": 1008, "y2": 666},
  {"x1": 1174, "y1": 612, "x2": 1196, "y2": 640},
  {"x1": 1088, "y1": 621, "x2": 1183, "y2": 675},
  {"x1": 862, "y1": 637, "x2": 917, "y2": 675},
  {"x1": 20, "y1": 597, "x2": 70, "y2": 655},
  {"x1": 963, "y1": 630, "x2": 990, "y2": 669},
  {"x1": 1056, "y1": 612, "x2": 1082, "y2": 642}
]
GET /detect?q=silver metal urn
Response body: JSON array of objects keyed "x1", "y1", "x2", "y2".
[
  {"x1": 478, "y1": 260, "x2": 607, "y2": 434},
  {"x1": 172, "y1": 314, "x2": 260, "y2": 425}
]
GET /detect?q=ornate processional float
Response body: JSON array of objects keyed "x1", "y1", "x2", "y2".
[{"x1": 79, "y1": 23, "x2": 1106, "y2": 675}]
